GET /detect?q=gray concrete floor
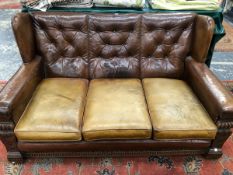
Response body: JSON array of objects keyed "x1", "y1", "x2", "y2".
[
  {"x1": 0, "y1": 10, "x2": 21, "y2": 81},
  {"x1": 0, "y1": 9, "x2": 232, "y2": 80}
]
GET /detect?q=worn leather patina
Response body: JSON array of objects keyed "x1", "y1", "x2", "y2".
[
  {"x1": 82, "y1": 79, "x2": 152, "y2": 141},
  {"x1": 143, "y1": 78, "x2": 217, "y2": 139},
  {"x1": 14, "y1": 78, "x2": 88, "y2": 142}
]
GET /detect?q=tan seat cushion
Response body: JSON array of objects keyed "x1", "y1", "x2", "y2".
[
  {"x1": 82, "y1": 79, "x2": 152, "y2": 141},
  {"x1": 14, "y1": 78, "x2": 88, "y2": 142},
  {"x1": 143, "y1": 78, "x2": 217, "y2": 140}
]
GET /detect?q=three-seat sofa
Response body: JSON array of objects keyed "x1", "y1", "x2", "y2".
[{"x1": 0, "y1": 12, "x2": 233, "y2": 163}]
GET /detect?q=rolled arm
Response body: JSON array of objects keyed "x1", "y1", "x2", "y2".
[
  {"x1": 0, "y1": 57, "x2": 42, "y2": 123},
  {"x1": 185, "y1": 57, "x2": 233, "y2": 123}
]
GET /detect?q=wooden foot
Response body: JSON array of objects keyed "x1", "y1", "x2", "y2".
[
  {"x1": 0, "y1": 122, "x2": 23, "y2": 164},
  {"x1": 7, "y1": 152, "x2": 23, "y2": 164},
  {"x1": 203, "y1": 127, "x2": 232, "y2": 159},
  {"x1": 204, "y1": 148, "x2": 222, "y2": 159}
]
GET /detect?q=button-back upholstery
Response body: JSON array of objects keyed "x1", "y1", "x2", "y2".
[
  {"x1": 141, "y1": 14, "x2": 195, "y2": 78},
  {"x1": 33, "y1": 14, "x2": 89, "y2": 78},
  {"x1": 19, "y1": 12, "x2": 213, "y2": 79},
  {"x1": 88, "y1": 14, "x2": 141, "y2": 78}
]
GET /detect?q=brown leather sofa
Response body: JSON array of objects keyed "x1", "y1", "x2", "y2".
[{"x1": 0, "y1": 12, "x2": 233, "y2": 163}]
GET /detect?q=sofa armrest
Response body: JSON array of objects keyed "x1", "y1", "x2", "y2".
[
  {"x1": 0, "y1": 57, "x2": 42, "y2": 123},
  {"x1": 185, "y1": 57, "x2": 233, "y2": 123}
]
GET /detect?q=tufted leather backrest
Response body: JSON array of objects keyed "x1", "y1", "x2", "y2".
[
  {"x1": 33, "y1": 13, "x2": 89, "y2": 78},
  {"x1": 89, "y1": 14, "x2": 141, "y2": 78},
  {"x1": 30, "y1": 12, "x2": 203, "y2": 79},
  {"x1": 141, "y1": 14, "x2": 195, "y2": 78}
]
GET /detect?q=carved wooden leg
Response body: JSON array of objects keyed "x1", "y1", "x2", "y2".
[
  {"x1": 0, "y1": 122, "x2": 23, "y2": 164},
  {"x1": 204, "y1": 128, "x2": 232, "y2": 159}
]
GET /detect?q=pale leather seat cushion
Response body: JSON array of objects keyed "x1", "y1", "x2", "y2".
[
  {"x1": 14, "y1": 78, "x2": 88, "y2": 142},
  {"x1": 143, "y1": 78, "x2": 217, "y2": 140},
  {"x1": 82, "y1": 79, "x2": 152, "y2": 141}
]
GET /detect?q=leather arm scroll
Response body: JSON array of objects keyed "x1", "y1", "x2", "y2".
[
  {"x1": 0, "y1": 57, "x2": 42, "y2": 123},
  {"x1": 185, "y1": 57, "x2": 233, "y2": 123}
]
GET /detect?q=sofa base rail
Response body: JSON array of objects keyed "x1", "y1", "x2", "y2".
[
  {"x1": 22, "y1": 150, "x2": 208, "y2": 158},
  {"x1": 17, "y1": 139, "x2": 211, "y2": 153},
  {"x1": 8, "y1": 148, "x2": 222, "y2": 164},
  {"x1": 7, "y1": 139, "x2": 223, "y2": 163}
]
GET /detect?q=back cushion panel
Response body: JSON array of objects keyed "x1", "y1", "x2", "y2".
[
  {"x1": 31, "y1": 13, "x2": 196, "y2": 79},
  {"x1": 88, "y1": 14, "x2": 141, "y2": 78},
  {"x1": 33, "y1": 13, "x2": 88, "y2": 78},
  {"x1": 141, "y1": 14, "x2": 195, "y2": 78}
]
